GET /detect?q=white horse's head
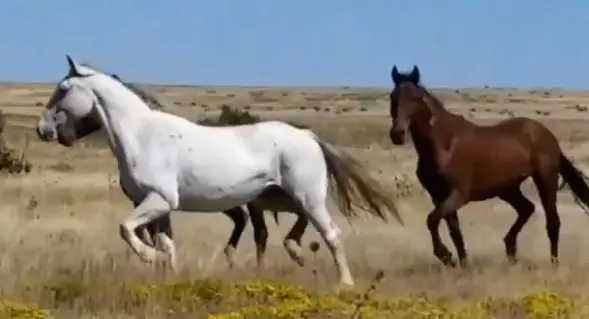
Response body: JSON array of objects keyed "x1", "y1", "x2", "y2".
[
  {"x1": 36, "y1": 55, "x2": 104, "y2": 147},
  {"x1": 36, "y1": 55, "x2": 161, "y2": 147}
]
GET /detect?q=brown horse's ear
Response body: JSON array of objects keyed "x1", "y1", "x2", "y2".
[
  {"x1": 410, "y1": 65, "x2": 421, "y2": 84},
  {"x1": 391, "y1": 65, "x2": 400, "y2": 85}
]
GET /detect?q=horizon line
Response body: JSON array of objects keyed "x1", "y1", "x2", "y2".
[{"x1": 0, "y1": 79, "x2": 579, "y2": 92}]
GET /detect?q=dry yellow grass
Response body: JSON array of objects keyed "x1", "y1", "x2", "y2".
[{"x1": 3, "y1": 83, "x2": 589, "y2": 318}]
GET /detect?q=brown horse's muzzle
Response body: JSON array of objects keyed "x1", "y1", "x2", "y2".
[{"x1": 389, "y1": 127, "x2": 406, "y2": 145}]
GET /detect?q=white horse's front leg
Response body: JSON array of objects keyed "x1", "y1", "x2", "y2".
[
  {"x1": 119, "y1": 192, "x2": 172, "y2": 265},
  {"x1": 154, "y1": 232, "x2": 177, "y2": 271}
]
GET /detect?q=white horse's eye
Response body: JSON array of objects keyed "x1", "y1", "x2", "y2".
[{"x1": 52, "y1": 110, "x2": 67, "y2": 125}]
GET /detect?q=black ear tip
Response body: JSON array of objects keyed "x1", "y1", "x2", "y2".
[
  {"x1": 66, "y1": 55, "x2": 76, "y2": 69},
  {"x1": 391, "y1": 65, "x2": 400, "y2": 80}
]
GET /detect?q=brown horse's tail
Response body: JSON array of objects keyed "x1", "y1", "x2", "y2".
[
  {"x1": 314, "y1": 138, "x2": 404, "y2": 225},
  {"x1": 560, "y1": 154, "x2": 589, "y2": 214}
]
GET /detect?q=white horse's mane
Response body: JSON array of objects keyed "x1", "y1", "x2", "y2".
[{"x1": 79, "y1": 62, "x2": 165, "y2": 110}]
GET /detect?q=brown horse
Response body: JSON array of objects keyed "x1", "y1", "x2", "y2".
[{"x1": 388, "y1": 65, "x2": 589, "y2": 267}]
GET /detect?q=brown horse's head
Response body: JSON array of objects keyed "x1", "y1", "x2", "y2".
[{"x1": 388, "y1": 65, "x2": 429, "y2": 145}]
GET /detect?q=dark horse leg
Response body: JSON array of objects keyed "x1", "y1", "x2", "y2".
[
  {"x1": 250, "y1": 201, "x2": 309, "y2": 267},
  {"x1": 226, "y1": 201, "x2": 310, "y2": 269},
  {"x1": 247, "y1": 203, "x2": 269, "y2": 268},
  {"x1": 222, "y1": 206, "x2": 249, "y2": 269},
  {"x1": 532, "y1": 166, "x2": 560, "y2": 264},
  {"x1": 444, "y1": 212, "x2": 467, "y2": 267},
  {"x1": 282, "y1": 210, "x2": 309, "y2": 267},
  {"x1": 427, "y1": 189, "x2": 466, "y2": 267},
  {"x1": 418, "y1": 169, "x2": 467, "y2": 267},
  {"x1": 499, "y1": 187, "x2": 535, "y2": 264},
  {"x1": 251, "y1": 187, "x2": 310, "y2": 267}
]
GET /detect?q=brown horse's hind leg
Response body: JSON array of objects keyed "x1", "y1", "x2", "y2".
[
  {"x1": 223, "y1": 206, "x2": 249, "y2": 268},
  {"x1": 427, "y1": 189, "x2": 465, "y2": 267},
  {"x1": 532, "y1": 168, "x2": 560, "y2": 265},
  {"x1": 499, "y1": 188, "x2": 535, "y2": 264},
  {"x1": 247, "y1": 203, "x2": 269, "y2": 268}
]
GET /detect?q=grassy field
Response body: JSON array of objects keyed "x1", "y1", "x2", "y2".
[{"x1": 2, "y1": 83, "x2": 589, "y2": 318}]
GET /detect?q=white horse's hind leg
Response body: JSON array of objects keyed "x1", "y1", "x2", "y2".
[
  {"x1": 307, "y1": 204, "x2": 353, "y2": 287},
  {"x1": 120, "y1": 192, "x2": 173, "y2": 265}
]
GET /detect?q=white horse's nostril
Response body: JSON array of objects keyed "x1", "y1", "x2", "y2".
[
  {"x1": 36, "y1": 123, "x2": 54, "y2": 141},
  {"x1": 36, "y1": 125, "x2": 44, "y2": 140}
]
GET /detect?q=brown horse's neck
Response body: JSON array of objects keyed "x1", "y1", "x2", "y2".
[
  {"x1": 422, "y1": 89, "x2": 452, "y2": 121},
  {"x1": 410, "y1": 90, "x2": 457, "y2": 164},
  {"x1": 409, "y1": 114, "x2": 435, "y2": 160}
]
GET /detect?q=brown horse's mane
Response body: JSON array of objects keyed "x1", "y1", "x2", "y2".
[
  {"x1": 411, "y1": 83, "x2": 472, "y2": 130},
  {"x1": 420, "y1": 85, "x2": 446, "y2": 111},
  {"x1": 404, "y1": 82, "x2": 452, "y2": 120}
]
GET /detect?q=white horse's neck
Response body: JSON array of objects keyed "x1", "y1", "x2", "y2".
[{"x1": 88, "y1": 75, "x2": 152, "y2": 165}]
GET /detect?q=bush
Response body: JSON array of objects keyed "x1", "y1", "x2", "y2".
[
  {"x1": 0, "y1": 300, "x2": 52, "y2": 319},
  {"x1": 197, "y1": 106, "x2": 261, "y2": 126},
  {"x1": 0, "y1": 110, "x2": 32, "y2": 174},
  {"x1": 32, "y1": 278, "x2": 589, "y2": 318},
  {"x1": 196, "y1": 105, "x2": 308, "y2": 130}
]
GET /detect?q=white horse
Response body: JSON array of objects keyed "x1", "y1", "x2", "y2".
[{"x1": 36, "y1": 56, "x2": 403, "y2": 287}]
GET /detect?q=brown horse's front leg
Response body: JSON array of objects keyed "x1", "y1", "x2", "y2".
[
  {"x1": 444, "y1": 213, "x2": 468, "y2": 268},
  {"x1": 427, "y1": 190, "x2": 465, "y2": 267}
]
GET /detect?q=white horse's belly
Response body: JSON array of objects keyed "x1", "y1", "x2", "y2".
[
  {"x1": 178, "y1": 173, "x2": 273, "y2": 212},
  {"x1": 175, "y1": 150, "x2": 278, "y2": 212}
]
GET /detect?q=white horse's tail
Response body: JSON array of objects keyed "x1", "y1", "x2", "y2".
[{"x1": 312, "y1": 135, "x2": 404, "y2": 225}]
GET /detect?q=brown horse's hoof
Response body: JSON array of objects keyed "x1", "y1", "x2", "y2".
[
  {"x1": 551, "y1": 257, "x2": 560, "y2": 267},
  {"x1": 224, "y1": 246, "x2": 236, "y2": 269},
  {"x1": 459, "y1": 259, "x2": 470, "y2": 269},
  {"x1": 441, "y1": 256, "x2": 457, "y2": 268},
  {"x1": 284, "y1": 239, "x2": 306, "y2": 267},
  {"x1": 507, "y1": 256, "x2": 519, "y2": 265}
]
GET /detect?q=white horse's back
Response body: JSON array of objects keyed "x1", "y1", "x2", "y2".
[{"x1": 139, "y1": 113, "x2": 324, "y2": 212}]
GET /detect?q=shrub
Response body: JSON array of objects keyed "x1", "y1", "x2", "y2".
[
  {"x1": 0, "y1": 110, "x2": 32, "y2": 174},
  {"x1": 0, "y1": 300, "x2": 52, "y2": 319}
]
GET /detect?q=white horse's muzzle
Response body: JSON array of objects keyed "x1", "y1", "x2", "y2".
[{"x1": 36, "y1": 119, "x2": 57, "y2": 141}]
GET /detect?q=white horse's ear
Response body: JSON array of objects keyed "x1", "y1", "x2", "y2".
[
  {"x1": 66, "y1": 55, "x2": 81, "y2": 75},
  {"x1": 66, "y1": 55, "x2": 96, "y2": 77}
]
